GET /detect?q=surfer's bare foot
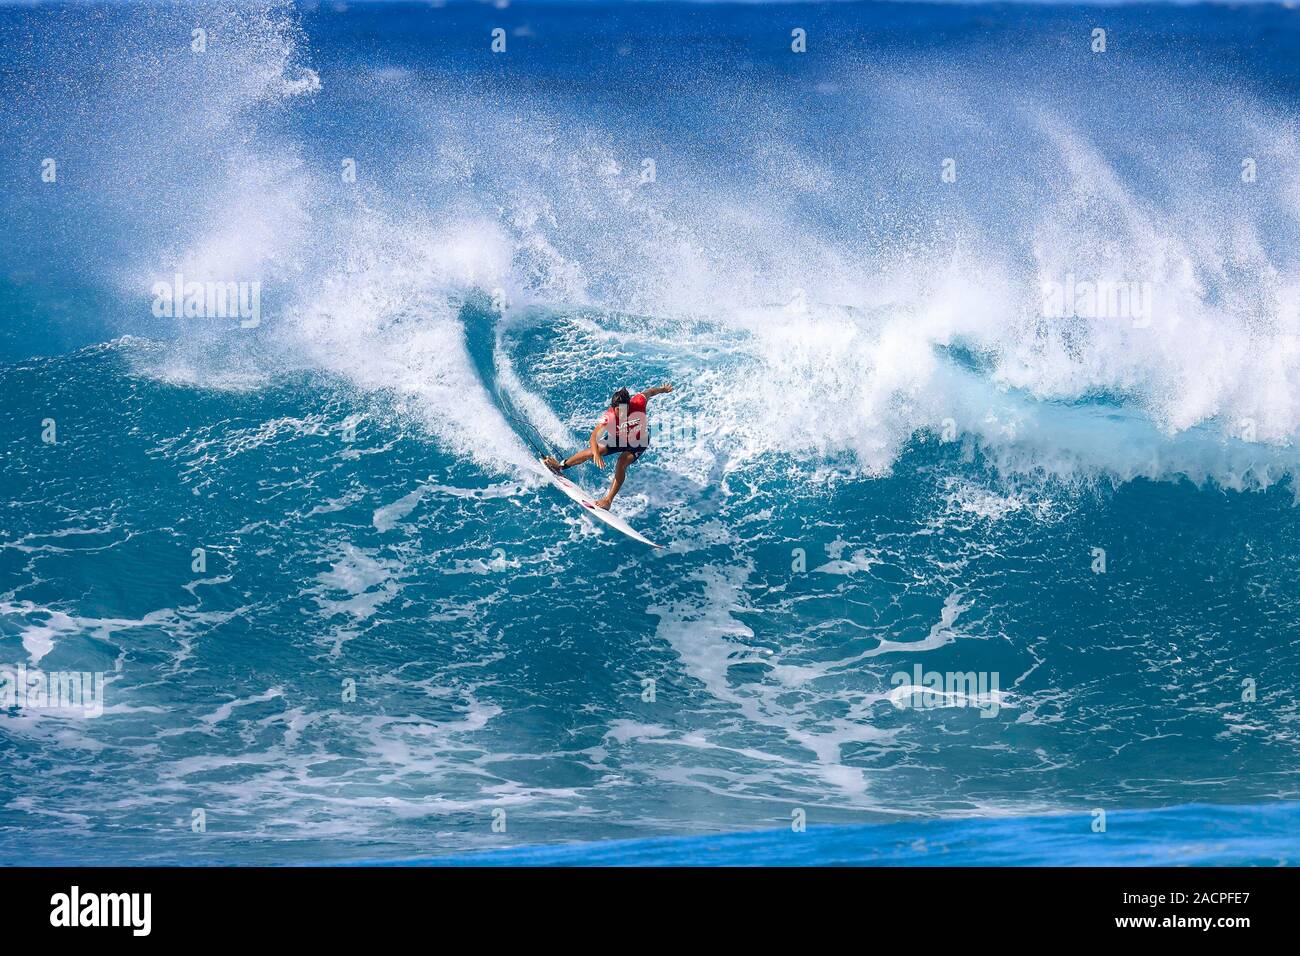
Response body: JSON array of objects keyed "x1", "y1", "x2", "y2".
[
  {"x1": 594, "y1": 497, "x2": 612, "y2": 510},
  {"x1": 543, "y1": 456, "x2": 562, "y2": 472}
]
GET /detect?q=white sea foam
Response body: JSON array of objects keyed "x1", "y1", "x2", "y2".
[{"x1": 91, "y1": 1, "x2": 1300, "y2": 495}]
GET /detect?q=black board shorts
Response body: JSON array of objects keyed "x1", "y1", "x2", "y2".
[{"x1": 599, "y1": 444, "x2": 647, "y2": 462}]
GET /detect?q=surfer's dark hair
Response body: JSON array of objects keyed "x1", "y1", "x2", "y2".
[{"x1": 610, "y1": 387, "x2": 631, "y2": 408}]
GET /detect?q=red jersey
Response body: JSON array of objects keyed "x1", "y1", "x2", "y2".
[{"x1": 602, "y1": 392, "x2": 649, "y2": 448}]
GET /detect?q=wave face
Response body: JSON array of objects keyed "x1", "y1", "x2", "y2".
[{"x1": 3, "y1": 1, "x2": 1300, "y2": 864}]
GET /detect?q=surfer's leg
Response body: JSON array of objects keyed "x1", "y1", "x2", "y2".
[
  {"x1": 545, "y1": 449, "x2": 593, "y2": 472},
  {"x1": 594, "y1": 451, "x2": 635, "y2": 509}
]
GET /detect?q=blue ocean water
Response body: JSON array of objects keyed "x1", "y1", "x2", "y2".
[
  {"x1": 425, "y1": 802, "x2": 1300, "y2": 866},
  {"x1": 2, "y1": 0, "x2": 1300, "y2": 866}
]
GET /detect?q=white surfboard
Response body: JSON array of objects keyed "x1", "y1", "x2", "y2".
[{"x1": 537, "y1": 458, "x2": 662, "y2": 548}]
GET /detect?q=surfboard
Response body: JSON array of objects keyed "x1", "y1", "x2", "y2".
[{"x1": 537, "y1": 458, "x2": 662, "y2": 548}]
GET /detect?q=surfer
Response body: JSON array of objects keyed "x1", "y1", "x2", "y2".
[{"x1": 544, "y1": 384, "x2": 674, "y2": 509}]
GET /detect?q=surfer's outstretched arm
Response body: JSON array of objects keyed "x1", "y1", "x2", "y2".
[{"x1": 642, "y1": 383, "x2": 674, "y2": 399}]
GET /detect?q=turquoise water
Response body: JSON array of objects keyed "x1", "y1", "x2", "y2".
[{"x1": 3, "y1": 1, "x2": 1300, "y2": 866}]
